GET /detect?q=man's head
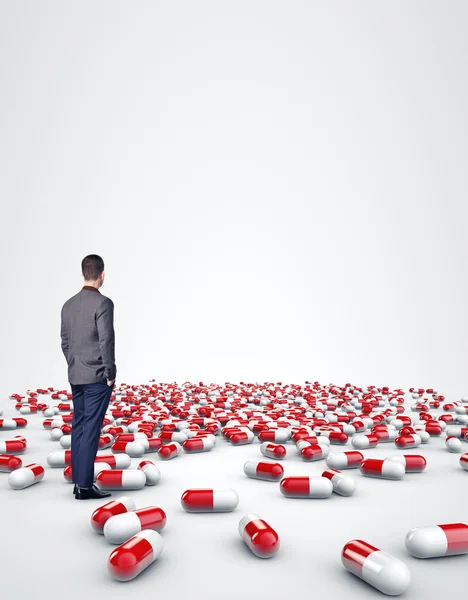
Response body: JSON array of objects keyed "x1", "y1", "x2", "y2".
[{"x1": 82, "y1": 254, "x2": 105, "y2": 288}]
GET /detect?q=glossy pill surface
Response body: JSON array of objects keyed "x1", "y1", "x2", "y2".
[
  {"x1": 181, "y1": 488, "x2": 239, "y2": 512},
  {"x1": 342, "y1": 539, "x2": 411, "y2": 595},
  {"x1": 108, "y1": 530, "x2": 164, "y2": 581},
  {"x1": 239, "y1": 514, "x2": 280, "y2": 558}
]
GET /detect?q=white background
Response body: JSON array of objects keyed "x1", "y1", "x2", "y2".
[
  {"x1": 0, "y1": 1, "x2": 467, "y2": 399},
  {"x1": 0, "y1": 4, "x2": 467, "y2": 596}
]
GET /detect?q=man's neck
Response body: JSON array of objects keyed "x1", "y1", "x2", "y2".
[{"x1": 83, "y1": 281, "x2": 100, "y2": 289}]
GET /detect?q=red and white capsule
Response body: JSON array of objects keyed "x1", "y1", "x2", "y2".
[
  {"x1": 108, "y1": 530, "x2": 164, "y2": 581},
  {"x1": 446, "y1": 426, "x2": 468, "y2": 439},
  {"x1": 352, "y1": 434, "x2": 379, "y2": 449},
  {"x1": 360, "y1": 458, "x2": 405, "y2": 480},
  {"x1": 8, "y1": 463, "x2": 45, "y2": 489},
  {"x1": 460, "y1": 453, "x2": 468, "y2": 470},
  {"x1": 111, "y1": 441, "x2": 145, "y2": 458},
  {"x1": 280, "y1": 476, "x2": 333, "y2": 498},
  {"x1": 320, "y1": 430, "x2": 348, "y2": 445},
  {"x1": 405, "y1": 523, "x2": 468, "y2": 558},
  {"x1": 0, "y1": 454, "x2": 22, "y2": 472},
  {"x1": 137, "y1": 460, "x2": 161, "y2": 485},
  {"x1": 373, "y1": 429, "x2": 398, "y2": 443},
  {"x1": 239, "y1": 514, "x2": 280, "y2": 558},
  {"x1": 243, "y1": 461, "x2": 284, "y2": 482},
  {"x1": 322, "y1": 469, "x2": 356, "y2": 496},
  {"x1": 104, "y1": 506, "x2": 167, "y2": 544},
  {"x1": 230, "y1": 430, "x2": 255, "y2": 445},
  {"x1": 98, "y1": 434, "x2": 114, "y2": 449},
  {"x1": 260, "y1": 442, "x2": 287, "y2": 460},
  {"x1": 394, "y1": 434, "x2": 421, "y2": 449},
  {"x1": 182, "y1": 437, "x2": 214, "y2": 453},
  {"x1": 0, "y1": 419, "x2": 17, "y2": 430},
  {"x1": 59, "y1": 435, "x2": 71, "y2": 449},
  {"x1": 96, "y1": 469, "x2": 146, "y2": 490},
  {"x1": 326, "y1": 451, "x2": 363, "y2": 469},
  {"x1": 386, "y1": 455, "x2": 427, "y2": 473},
  {"x1": 299, "y1": 443, "x2": 329, "y2": 461},
  {"x1": 445, "y1": 436, "x2": 462, "y2": 452},
  {"x1": 91, "y1": 496, "x2": 136, "y2": 533},
  {"x1": 0, "y1": 439, "x2": 26, "y2": 454},
  {"x1": 258, "y1": 429, "x2": 290, "y2": 443},
  {"x1": 139, "y1": 437, "x2": 163, "y2": 453},
  {"x1": 158, "y1": 430, "x2": 188, "y2": 444},
  {"x1": 342, "y1": 539, "x2": 411, "y2": 595},
  {"x1": 158, "y1": 441, "x2": 181, "y2": 460},
  {"x1": 181, "y1": 488, "x2": 239, "y2": 512},
  {"x1": 47, "y1": 450, "x2": 72, "y2": 467}
]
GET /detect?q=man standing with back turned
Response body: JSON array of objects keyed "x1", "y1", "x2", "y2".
[{"x1": 60, "y1": 254, "x2": 116, "y2": 500}]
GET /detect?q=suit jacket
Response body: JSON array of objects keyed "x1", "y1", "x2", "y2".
[{"x1": 60, "y1": 286, "x2": 117, "y2": 384}]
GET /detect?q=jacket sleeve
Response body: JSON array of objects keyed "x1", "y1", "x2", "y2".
[
  {"x1": 60, "y1": 306, "x2": 69, "y2": 361},
  {"x1": 96, "y1": 299, "x2": 117, "y2": 380}
]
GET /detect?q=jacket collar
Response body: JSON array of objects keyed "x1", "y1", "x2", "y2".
[{"x1": 82, "y1": 286, "x2": 100, "y2": 293}]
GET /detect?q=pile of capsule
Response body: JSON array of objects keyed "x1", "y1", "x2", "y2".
[
  {"x1": 90, "y1": 491, "x2": 278, "y2": 581},
  {"x1": 2, "y1": 381, "x2": 468, "y2": 594}
]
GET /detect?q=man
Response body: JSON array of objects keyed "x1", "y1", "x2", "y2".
[{"x1": 60, "y1": 254, "x2": 116, "y2": 500}]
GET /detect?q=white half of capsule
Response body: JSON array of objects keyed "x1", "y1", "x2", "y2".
[
  {"x1": 405, "y1": 526, "x2": 454, "y2": 558},
  {"x1": 0, "y1": 420, "x2": 17, "y2": 430},
  {"x1": 112, "y1": 454, "x2": 132, "y2": 469},
  {"x1": 97, "y1": 470, "x2": 147, "y2": 490},
  {"x1": 415, "y1": 430, "x2": 430, "y2": 443},
  {"x1": 327, "y1": 472, "x2": 356, "y2": 496},
  {"x1": 104, "y1": 512, "x2": 144, "y2": 544},
  {"x1": 139, "y1": 463, "x2": 161, "y2": 485},
  {"x1": 264, "y1": 430, "x2": 290, "y2": 443},
  {"x1": 123, "y1": 442, "x2": 146, "y2": 457},
  {"x1": 46, "y1": 451, "x2": 69, "y2": 467},
  {"x1": 9, "y1": 467, "x2": 44, "y2": 489},
  {"x1": 168, "y1": 431, "x2": 189, "y2": 443},
  {"x1": 50, "y1": 427, "x2": 63, "y2": 441},
  {"x1": 361, "y1": 460, "x2": 405, "y2": 480},
  {"x1": 308, "y1": 477, "x2": 333, "y2": 498},
  {"x1": 352, "y1": 435, "x2": 376, "y2": 449},
  {"x1": 213, "y1": 489, "x2": 239, "y2": 511},
  {"x1": 347, "y1": 549, "x2": 411, "y2": 595},
  {"x1": 446, "y1": 426, "x2": 463, "y2": 437},
  {"x1": 60, "y1": 435, "x2": 71, "y2": 449},
  {"x1": 446, "y1": 437, "x2": 462, "y2": 452}
]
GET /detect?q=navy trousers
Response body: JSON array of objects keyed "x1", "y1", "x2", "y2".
[{"x1": 70, "y1": 381, "x2": 114, "y2": 488}]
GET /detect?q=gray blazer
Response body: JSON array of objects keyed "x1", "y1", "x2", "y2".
[{"x1": 60, "y1": 286, "x2": 117, "y2": 385}]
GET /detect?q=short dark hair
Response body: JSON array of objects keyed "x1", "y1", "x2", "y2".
[{"x1": 82, "y1": 254, "x2": 105, "y2": 280}]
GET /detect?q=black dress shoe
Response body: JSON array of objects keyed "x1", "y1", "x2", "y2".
[
  {"x1": 75, "y1": 485, "x2": 111, "y2": 500},
  {"x1": 73, "y1": 484, "x2": 77, "y2": 495}
]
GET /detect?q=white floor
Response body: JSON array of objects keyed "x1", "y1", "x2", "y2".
[{"x1": 0, "y1": 384, "x2": 466, "y2": 600}]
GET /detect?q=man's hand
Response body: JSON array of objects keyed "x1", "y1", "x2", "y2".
[{"x1": 107, "y1": 379, "x2": 115, "y2": 387}]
